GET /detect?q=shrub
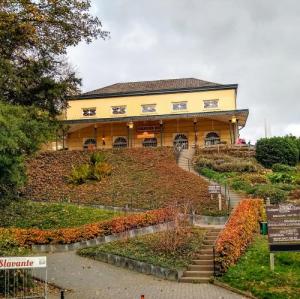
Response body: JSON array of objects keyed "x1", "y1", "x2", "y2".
[
  {"x1": 10, "y1": 208, "x2": 175, "y2": 246},
  {"x1": 215, "y1": 161, "x2": 257, "y2": 173},
  {"x1": 92, "y1": 162, "x2": 112, "y2": 180},
  {"x1": 251, "y1": 184, "x2": 287, "y2": 204},
  {"x1": 267, "y1": 172, "x2": 295, "y2": 184},
  {"x1": 90, "y1": 152, "x2": 105, "y2": 166},
  {"x1": 243, "y1": 173, "x2": 268, "y2": 184},
  {"x1": 215, "y1": 199, "x2": 263, "y2": 273},
  {"x1": 69, "y1": 163, "x2": 91, "y2": 184},
  {"x1": 229, "y1": 178, "x2": 252, "y2": 192},
  {"x1": 272, "y1": 163, "x2": 296, "y2": 173},
  {"x1": 256, "y1": 137, "x2": 299, "y2": 168}
]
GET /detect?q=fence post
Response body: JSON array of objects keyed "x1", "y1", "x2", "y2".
[{"x1": 60, "y1": 290, "x2": 65, "y2": 299}]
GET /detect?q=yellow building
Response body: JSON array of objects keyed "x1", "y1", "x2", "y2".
[{"x1": 57, "y1": 78, "x2": 248, "y2": 150}]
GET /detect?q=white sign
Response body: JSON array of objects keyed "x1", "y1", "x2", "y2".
[
  {"x1": 0, "y1": 256, "x2": 47, "y2": 270},
  {"x1": 208, "y1": 185, "x2": 221, "y2": 194}
]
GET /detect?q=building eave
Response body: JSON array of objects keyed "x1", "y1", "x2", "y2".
[{"x1": 68, "y1": 84, "x2": 238, "y2": 101}]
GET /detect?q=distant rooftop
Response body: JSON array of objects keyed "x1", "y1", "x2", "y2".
[{"x1": 83, "y1": 78, "x2": 227, "y2": 96}]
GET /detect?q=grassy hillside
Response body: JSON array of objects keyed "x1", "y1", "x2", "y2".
[
  {"x1": 0, "y1": 200, "x2": 122, "y2": 229},
  {"x1": 23, "y1": 148, "x2": 214, "y2": 214}
]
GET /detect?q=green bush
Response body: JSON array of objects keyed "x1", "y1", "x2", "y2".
[
  {"x1": 256, "y1": 137, "x2": 299, "y2": 168},
  {"x1": 251, "y1": 184, "x2": 287, "y2": 204},
  {"x1": 267, "y1": 172, "x2": 295, "y2": 184},
  {"x1": 69, "y1": 163, "x2": 91, "y2": 184},
  {"x1": 229, "y1": 178, "x2": 252, "y2": 192},
  {"x1": 271, "y1": 163, "x2": 296, "y2": 173},
  {"x1": 215, "y1": 161, "x2": 257, "y2": 173},
  {"x1": 90, "y1": 152, "x2": 105, "y2": 166}
]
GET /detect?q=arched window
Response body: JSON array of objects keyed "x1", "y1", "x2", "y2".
[
  {"x1": 83, "y1": 138, "x2": 96, "y2": 150},
  {"x1": 173, "y1": 134, "x2": 189, "y2": 150},
  {"x1": 113, "y1": 137, "x2": 128, "y2": 148},
  {"x1": 142, "y1": 138, "x2": 157, "y2": 147},
  {"x1": 205, "y1": 132, "x2": 220, "y2": 146}
]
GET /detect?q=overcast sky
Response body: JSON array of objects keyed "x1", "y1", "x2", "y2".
[{"x1": 67, "y1": 0, "x2": 300, "y2": 143}]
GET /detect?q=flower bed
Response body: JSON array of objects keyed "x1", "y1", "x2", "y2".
[
  {"x1": 4, "y1": 208, "x2": 175, "y2": 246},
  {"x1": 215, "y1": 199, "x2": 263, "y2": 273}
]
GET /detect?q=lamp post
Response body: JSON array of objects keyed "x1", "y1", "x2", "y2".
[
  {"x1": 128, "y1": 121, "x2": 134, "y2": 148},
  {"x1": 193, "y1": 118, "x2": 198, "y2": 146},
  {"x1": 159, "y1": 120, "x2": 163, "y2": 147}
]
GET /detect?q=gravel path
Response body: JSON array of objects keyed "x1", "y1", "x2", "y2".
[{"x1": 44, "y1": 251, "x2": 245, "y2": 299}]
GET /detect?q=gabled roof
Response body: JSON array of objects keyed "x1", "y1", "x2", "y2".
[{"x1": 83, "y1": 78, "x2": 224, "y2": 96}]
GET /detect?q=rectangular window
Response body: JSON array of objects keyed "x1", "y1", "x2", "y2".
[
  {"x1": 112, "y1": 106, "x2": 126, "y2": 114},
  {"x1": 82, "y1": 107, "x2": 96, "y2": 116},
  {"x1": 172, "y1": 101, "x2": 187, "y2": 111},
  {"x1": 204, "y1": 99, "x2": 219, "y2": 109},
  {"x1": 141, "y1": 104, "x2": 156, "y2": 113}
]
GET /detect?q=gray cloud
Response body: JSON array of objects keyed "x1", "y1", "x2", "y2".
[{"x1": 67, "y1": 0, "x2": 300, "y2": 142}]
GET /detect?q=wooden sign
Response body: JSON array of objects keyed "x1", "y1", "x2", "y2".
[
  {"x1": 266, "y1": 204, "x2": 300, "y2": 252},
  {"x1": 137, "y1": 133, "x2": 155, "y2": 139},
  {"x1": 208, "y1": 185, "x2": 221, "y2": 194}
]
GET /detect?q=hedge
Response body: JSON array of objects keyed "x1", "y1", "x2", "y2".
[
  {"x1": 256, "y1": 137, "x2": 299, "y2": 168},
  {"x1": 215, "y1": 199, "x2": 263, "y2": 273},
  {"x1": 4, "y1": 208, "x2": 175, "y2": 246}
]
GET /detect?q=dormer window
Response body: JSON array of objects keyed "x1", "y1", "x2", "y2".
[
  {"x1": 204, "y1": 99, "x2": 219, "y2": 109},
  {"x1": 142, "y1": 104, "x2": 156, "y2": 113},
  {"x1": 112, "y1": 106, "x2": 126, "y2": 114},
  {"x1": 173, "y1": 101, "x2": 187, "y2": 111},
  {"x1": 82, "y1": 107, "x2": 96, "y2": 117}
]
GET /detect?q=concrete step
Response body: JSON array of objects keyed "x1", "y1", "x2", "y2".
[
  {"x1": 179, "y1": 277, "x2": 211, "y2": 283},
  {"x1": 183, "y1": 270, "x2": 213, "y2": 278},
  {"x1": 203, "y1": 240, "x2": 215, "y2": 246},
  {"x1": 194, "y1": 254, "x2": 213, "y2": 260},
  {"x1": 202, "y1": 245, "x2": 213, "y2": 249},
  {"x1": 188, "y1": 265, "x2": 214, "y2": 271},
  {"x1": 192, "y1": 259, "x2": 213, "y2": 265},
  {"x1": 199, "y1": 248, "x2": 213, "y2": 255}
]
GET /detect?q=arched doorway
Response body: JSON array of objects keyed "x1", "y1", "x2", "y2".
[
  {"x1": 142, "y1": 138, "x2": 157, "y2": 147},
  {"x1": 113, "y1": 136, "x2": 128, "y2": 148},
  {"x1": 83, "y1": 138, "x2": 96, "y2": 150},
  {"x1": 173, "y1": 133, "x2": 189, "y2": 150},
  {"x1": 205, "y1": 132, "x2": 220, "y2": 146}
]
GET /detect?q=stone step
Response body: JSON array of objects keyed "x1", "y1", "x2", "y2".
[
  {"x1": 183, "y1": 270, "x2": 213, "y2": 278},
  {"x1": 192, "y1": 259, "x2": 213, "y2": 265},
  {"x1": 179, "y1": 277, "x2": 211, "y2": 283},
  {"x1": 203, "y1": 241, "x2": 215, "y2": 246},
  {"x1": 194, "y1": 254, "x2": 213, "y2": 260},
  {"x1": 188, "y1": 265, "x2": 214, "y2": 271},
  {"x1": 198, "y1": 250, "x2": 214, "y2": 255},
  {"x1": 202, "y1": 245, "x2": 214, "y2": 249}
]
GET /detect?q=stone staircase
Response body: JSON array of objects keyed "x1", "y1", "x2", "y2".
[
  {"x1": 179, "y1": 228, "x2": 221, "y2": 283},
  {"x1": 177, "y1": 147, "x2": 242, "y2": 208}
]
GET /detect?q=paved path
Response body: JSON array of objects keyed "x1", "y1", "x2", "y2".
[
  {"x1": 45, "y1": 251, "x2": 245, "y2": 299},
  {"x1": 178, "y1": 148, "x2": 243, "y2": 208}
]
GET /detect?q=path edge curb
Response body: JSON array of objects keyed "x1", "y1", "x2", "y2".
[{"x1": 212, "y1": 279, "x2": 258, "y2": 299}]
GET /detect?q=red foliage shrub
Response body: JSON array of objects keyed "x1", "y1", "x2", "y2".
[
  {"x1": 10, "y1": 208, "x2": 175, "y2": 246},
  {"x1": 215, "y1": 198, "x2": 263, "y2": 273}
]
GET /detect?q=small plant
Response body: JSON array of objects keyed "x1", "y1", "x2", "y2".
[
  {"x1": 90, "y1": 152, "x2": 105, "y2": 166},
  {"x1": 251, "y1": 185, "x2": 287, "y2": 204},
  {"x1": 93, "y1": 162, "x2": 112, "y2": 180},
  {"x1": 272, "y1": 163, "x2": 296, "y2": 173},
  {"x1": 267, "y1": 172, "x2": 295, "y2": 184},
  {"x1": 69, "y1": 163, "x2": 91, "y2": 184}
]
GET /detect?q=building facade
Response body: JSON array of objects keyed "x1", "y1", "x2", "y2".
[{"x1": 56, "y1": 78, "x2": 248, "y2": 150}]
